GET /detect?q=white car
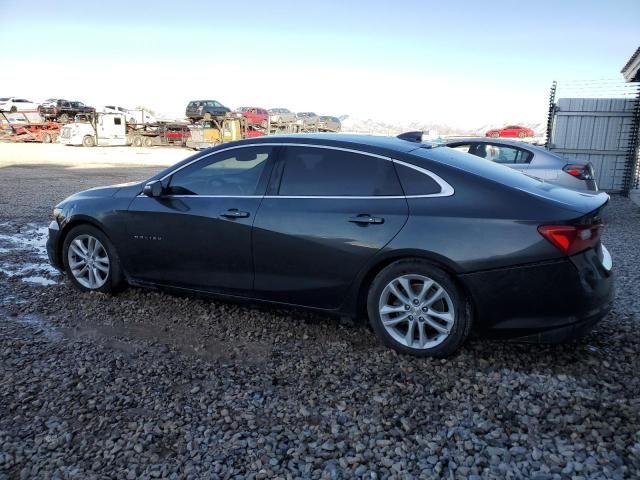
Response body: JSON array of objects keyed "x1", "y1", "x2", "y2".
[
  {"x1": 0, "y1": 97, "x2": 38, "y2": 113},
  {"x1": 268, "y1": 108, "x2": 296, "y2": 124}
]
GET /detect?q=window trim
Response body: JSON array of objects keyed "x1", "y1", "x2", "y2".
[{"x1": 142, "y1": 143, "x2": 454, "y2": 199}]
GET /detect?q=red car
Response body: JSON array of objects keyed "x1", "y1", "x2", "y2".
[
  {"x1": 485, "y1": 125, "x2": 535, "y2": 139},
  {"x1": 234, "y1": 107, "x2": 269, "y2": 128}
]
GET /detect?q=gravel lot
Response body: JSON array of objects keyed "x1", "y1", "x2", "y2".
[{"x1": 0, "y1": 144, "x2": 639, "y2": 479}]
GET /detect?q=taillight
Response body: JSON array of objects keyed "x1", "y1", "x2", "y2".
[
  {"x1": 563, "y1": 164, "x2": 592, "y2": 180},
  {"x1": 538, "y1": 224, "x2": 602, "y2": 255}
]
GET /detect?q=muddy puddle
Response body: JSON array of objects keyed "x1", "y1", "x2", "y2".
[{"x1": 2, "y1": 308, "x2": 271, "y2": 366}]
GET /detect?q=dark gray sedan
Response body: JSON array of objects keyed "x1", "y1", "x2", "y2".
[{"x1": 446, "y1": 138, "x2": 597, "y2": 191}]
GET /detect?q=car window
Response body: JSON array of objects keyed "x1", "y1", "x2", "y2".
[
  {"x1": 481, "y1": 144, "x2": 532, "y2": 164},
  {"x1": 168, "y1": 147, "x2": 273, "y2": 196},
  {"x1": 394, "y1": 164, "x2": 441, "y2": 195},
  {"x1": 278, "y1": 146, "x2": 402, "y2": 196},
  {"x1": 450, "y1": 144, "x2": 471, "y2": 153}
]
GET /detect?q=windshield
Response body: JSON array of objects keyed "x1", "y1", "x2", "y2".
[
  {"x1": 0, "y1": 98, "x2": 9, "y2": 101},
  {"x1": 71, "y1": 102, "x2": 84, "y2": 107}
]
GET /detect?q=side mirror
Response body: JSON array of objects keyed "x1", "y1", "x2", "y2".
[{"x1": 143, "y1": 180, "x2": 163, "y2": 197}]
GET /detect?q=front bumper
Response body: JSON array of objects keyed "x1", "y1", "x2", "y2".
[
  {"x1": 460, "y1": 245, "x2": 614, "y2": 342},
  {"x1": 47, "y1": 220, "x2": 63, "y2": 271}
]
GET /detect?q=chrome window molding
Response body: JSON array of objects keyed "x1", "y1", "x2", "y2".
[{"x1": 141, "y1": 142, "x2": 455, "y2": 199}]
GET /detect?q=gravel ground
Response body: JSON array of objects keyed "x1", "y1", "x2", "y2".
[{"x1": 0, "y1": 150, "x2": 639, "y2": 479}]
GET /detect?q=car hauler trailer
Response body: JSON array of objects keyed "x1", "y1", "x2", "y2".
[{"x1": 0, "y1": 112, "x2": 62, "y2": 143}]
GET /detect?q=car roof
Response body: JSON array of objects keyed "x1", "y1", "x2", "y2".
[{"x1": 230, "y1": 133, "x2": 434, "y2": 155}]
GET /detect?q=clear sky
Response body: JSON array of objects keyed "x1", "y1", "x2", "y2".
[{"x1": 1, "y1": 0, "x2": 638, "y2": 128}]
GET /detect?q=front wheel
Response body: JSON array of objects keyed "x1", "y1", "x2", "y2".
[
  {"x1": 82, "y1": 135, "x2": 95, "y2": 147},
  {"x1": 62, "y1": 225, "x2": 124, "y2": 293},
  {"x1": 367, "y1": 259, "x2": 471, "y2": 357}
]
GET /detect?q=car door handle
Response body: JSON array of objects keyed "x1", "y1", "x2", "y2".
[
  {"x1": 349, "y1": 214, "x2": 384, "y2": 225},
  {"x1": 221, "y1": 209, "x2": 250, "y2": 219}
]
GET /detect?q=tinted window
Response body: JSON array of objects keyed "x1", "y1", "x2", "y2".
[
  {"x1": 395, "y1": 164, "x2": 441, "y2": 195},
  {"x1": 168, "y1": 147, "x2": 273, "y2": 196},
  {"x1": 469, "y1": 143, "x2": 532, "y2": 164},
  {"x1": 279, "y1": 147, "x2": 402, "y2": 196},
  {"x1": 450, "y1": 144, "x2": 470, "y2": 153}
]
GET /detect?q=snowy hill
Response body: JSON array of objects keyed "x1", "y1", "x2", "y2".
[{"x1": 339, "y1": 115, "x2": 546, "y2": 138}]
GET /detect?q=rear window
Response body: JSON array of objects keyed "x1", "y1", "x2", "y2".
[{"x1": 411, "y1": 146, "x2": 545, "y2": 192}]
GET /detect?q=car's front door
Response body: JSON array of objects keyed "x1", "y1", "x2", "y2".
[
  {"x1": 122, "y1": 145, "x2": 276, "y2": 293},
  {"x1": 252, "y1": 145, "x2": 409, "y2": 309}
]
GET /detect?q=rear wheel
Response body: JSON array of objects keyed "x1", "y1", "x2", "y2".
[
  {"x1": 62, "y1": 225, "x2": 124, "y2": 293},
  {"x1": 41, "y1": 132, "x2": 51, "y2": 143},
  {"x1": 518, "y1": 131, "x2": 526, "y2": 138},
  {"x1": 132, "y1": 135, "x2": 143, "y2": 147},
  {"x1": 491, "y1": 132, "x2": 500, "y2": 138},
  {"x1": 367, "y1": 259, "x2": 471, "y2": 357},
  {"x1": 82, "y1": 135, "x2": 95, "y2": 147},
  {"x1": 143, "y1": 136, "x2": 153, "y2": 147},
  {"x1": 59, "y1": 113, "x2": 69, "y2": 123}
]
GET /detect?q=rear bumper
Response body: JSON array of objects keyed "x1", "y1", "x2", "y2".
[
  {"x1": 46, "y1": 220, "x2": 63, "y2": 271},
  {"x1": 460, "y1": 245, "x2": 614, "y2": 341}
]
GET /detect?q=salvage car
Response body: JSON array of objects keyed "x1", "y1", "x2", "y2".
[
  {"x1": 0, "y1": 97, "x2": 38, "y2": 113},
  {"x1": 296, "y1": 112, "x2": 319, "y2": 127},
  {"x1": 317, "y1": 116, "x2": 341, "y2": 132},
  {"x1": 186, "y1": 100, "x2": 231, "y2": 122},
  {"x1": 39, "y1": 99, "x2": 95, "y2": 122},
  {"x1": 446, "y1": 138, "x2": 597, "y2": 191},
  {"x1": 268, "y1": 108, "x2": 296, "y2": 124},
  {"x1": 485, "y1": 125, "x2": 535, "y2": 138},
  {"x1": 47, "y1": 134, "x2": 613, "y2": 357},
  {"x1": 234, "y1": 107, "x2": 269, "y2": 128}
]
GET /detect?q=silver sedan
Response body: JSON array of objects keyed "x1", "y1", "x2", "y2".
[
  {"x1": 445, "y1": 138, "x2": 597, "y2": 192},
  {"x1": 268, "y1": 108, "x2": 296, "y2": 124}
]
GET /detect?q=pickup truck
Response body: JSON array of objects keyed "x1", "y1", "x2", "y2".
[{"x1": 39, "y1": 100, "x2": 95, "y2": 122}]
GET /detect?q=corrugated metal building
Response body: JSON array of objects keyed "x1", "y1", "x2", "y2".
[{"x1": 546, "y1": 51, "x2": 640, "y2": 194}]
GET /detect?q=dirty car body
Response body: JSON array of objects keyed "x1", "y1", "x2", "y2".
[{"x1": 47, "y1": 134, "x2": 614, "y2": 355}]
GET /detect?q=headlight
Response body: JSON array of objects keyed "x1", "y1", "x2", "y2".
[{"x1": 53, "y1": 207, "x2": 63, "y2": 218}]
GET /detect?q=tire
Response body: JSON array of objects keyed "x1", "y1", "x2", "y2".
[
  {"x1": 367, "y1": 259, "x2": 471, "y2": 357},
  {"x1": 41, "y1": 132, "x2": 51, "y2": 144},
  {"x1": 82, "y1": 135, "x2": 95, "y2": 147},
  {"x1": 9, "y1": 106, "x2": 16, "y2": 113},
  {"x1": 59, "y1": 113, "x2": 69, "y2": 123},
  {"x1": 132, "y1": 136, "x2": 143, "y2": 147},
  {"x1": 260, "y1": 120, "x2": 268, "y2": 129},
  {"x1": 143, "y1": 136, "x2": 153, "y2": 147},
  {"x1": 62, "y1": 224, "x2": 124, "y2": 294},
  {"x1": 518, "y1": 131, "x2": 526, "y2": 138},
  {"x1": 491, "y1": 132, "x2": 500, "y2": 138},
  {"x1": 203, "y1": 112, "x2": 212, "y2": 121}
]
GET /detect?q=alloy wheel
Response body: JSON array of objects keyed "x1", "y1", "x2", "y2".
[
  {"x1": 378, "y1": 274, "x2": 455, "y2": 349},
  {"x1": 67, "y1": 234, "x2": 110, "y2": 289}
]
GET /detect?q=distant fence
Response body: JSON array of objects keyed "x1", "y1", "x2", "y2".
[{"x1": 546, "y1": 80, "x2": 640, "y2": 194}]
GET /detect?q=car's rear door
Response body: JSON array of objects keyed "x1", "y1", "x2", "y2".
[
  {"x1": 252, "y1": 144, "x2": 409, "y2": 309},
  {"x1": 122, "y1": 145, "x2": 276, "y2": 293}
]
